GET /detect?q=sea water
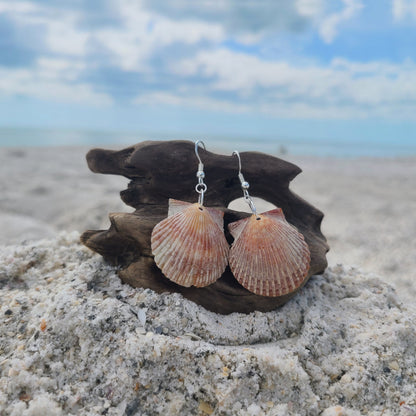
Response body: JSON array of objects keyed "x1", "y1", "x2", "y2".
[{"x1": 0, "y1": 127, "x2": 414, "y2": 158}]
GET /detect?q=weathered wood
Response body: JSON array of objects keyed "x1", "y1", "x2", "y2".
[{"x1": 81, "y1": 140, "x2": 329, "y2": 314}]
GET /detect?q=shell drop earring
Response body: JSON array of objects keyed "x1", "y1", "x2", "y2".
[
  {"x1": 151, "y1": 141, "x2": 229, "y2": 288},
  {"x1": 228, "y1": 151, "x2": 311, "y2": 297}
]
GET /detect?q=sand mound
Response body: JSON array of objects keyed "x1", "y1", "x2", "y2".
[{"x1": 1, "y1": 233, "x2": 415, "y2": 415}]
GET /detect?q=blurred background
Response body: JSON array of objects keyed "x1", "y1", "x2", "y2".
[{"x1": 0, "y1": 0, "x2": 415, "y2": 155}]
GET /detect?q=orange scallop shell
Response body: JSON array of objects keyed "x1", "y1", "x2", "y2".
[
  {"x1": 228, "y1": 208, "x2": 310, "y2": 297},
  {"x1": 151, "y1": 199, "x2": 229, "y2": 287}
]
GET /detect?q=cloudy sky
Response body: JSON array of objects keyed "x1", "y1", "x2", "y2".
[{"x1": 0, "y1": 0, "x2": 415, "y2": 148}]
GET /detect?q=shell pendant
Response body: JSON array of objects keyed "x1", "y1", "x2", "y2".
[
  {"x1": 151, "y1": 199, "x2": 229, "y2": 287},
  {"x1": 228, "y1": 208, "x2": 310, "y2": 297}
]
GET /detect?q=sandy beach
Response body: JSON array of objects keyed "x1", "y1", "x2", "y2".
[
  {"x1": 1, "y1": 146, "x2": 414, "y2": 301},
  {"x1": 1, "y1": 144, "x2": 416, "y2": 415}
]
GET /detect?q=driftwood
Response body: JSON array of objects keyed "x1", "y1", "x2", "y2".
[{"x1": 81, "y1": 140, "x2": 329, "y2": 314}]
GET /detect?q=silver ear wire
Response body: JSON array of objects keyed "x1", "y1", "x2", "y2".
[
  {"x1": 195, "y1": 140, "x2": 207, "y2": 205},
  {"x1": 233, "y1": 150, "x2": 258, "y2": 217}
]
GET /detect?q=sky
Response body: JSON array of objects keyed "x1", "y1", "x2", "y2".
[{"x1": 0, "y1": 0, "x2": 415, "y2": 149}]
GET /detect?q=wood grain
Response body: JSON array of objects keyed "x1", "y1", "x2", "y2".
[{"x1": 81, "y1": 140, "x2": 329, "y2": 314}]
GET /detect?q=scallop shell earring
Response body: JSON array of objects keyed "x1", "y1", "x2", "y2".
[
  {"x1": 228, "y1": 151, "x2": 311, "y2": 297},
  {"x1": 151, "y1": 141, "x2": 229, "y2": 288}
]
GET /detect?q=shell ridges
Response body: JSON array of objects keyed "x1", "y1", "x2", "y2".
[
  {"x1": 228, "y1": 209, "x2": 310, "y2": 297},
  {"x1": 151, "y1": 199, "x2": 229, "y2": 288}
]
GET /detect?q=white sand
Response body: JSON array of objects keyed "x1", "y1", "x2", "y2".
[
  {"x1": 1, "y1": 146, "x2": 416, "y2": 415},
  {"x1": 1, "y1": 233, "x2": 415, "y2": 415}
]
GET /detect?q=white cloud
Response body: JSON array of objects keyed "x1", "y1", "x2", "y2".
[
  {"x1": 0, "y1": 58, "x2": 111, "y2": 105},
  {"x1": 143, "y1": 0, "x2": 311, "y2": 35},
  {"x1": 168, "y1": 49, "x2": 416, "y2": 119},
  {"x1": 140, "y1": 0, "x2": 365, "y2": 45},
  {"x1": 36, "y1": 58, "x2": 86, "y2": 81},
  {"x1": 392, "y1": 0, "x2": 416, "y2": 21},
  {"x1": 134, "y1": 92, "x2": 249, "y2": 114},
  {"x1": 319, "y1": 0, "x2": 363, "y2": 43},
  {"x1": 296, "y1": 0, "x2": 324, "y2": 18},
  {"x1": 0, "y1": 1, "x2": 89, "y2": 56},
  {"x1": 0, "y1": 0, "x2": 415, "y2": 121},
  {"x1": 95, "y1": 0, "x2": 224, "y2": 71},
  {"x1": 0, "y1": 0, "x2": 363, "y2": 70},
  {"x1": 0, "y1": 0, "x2": 35, "y2": 13},
  {"x1": 46, "y1": 19, "x2": 89, "y2": 56}
]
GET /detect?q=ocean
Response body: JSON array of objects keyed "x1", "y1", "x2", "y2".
[{"x1": 0, "y1": 127, "x2": 415, "y2": 158}]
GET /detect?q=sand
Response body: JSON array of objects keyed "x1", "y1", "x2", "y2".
[
  {"x1": 1, "y1": 146, "x2": 416, "y2": 415},
  {"x1": 1, "y1": 233, "x2": 416, "y2": 415},
  {"x1": 287, "y1": 155, "x2": 416, "y2": 303}
]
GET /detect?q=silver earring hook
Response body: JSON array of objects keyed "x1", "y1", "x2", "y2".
[
  {"x1": 233, "y1": 150, "x2": 258, "y2": 217},
  {"x1": 195, "y1": 140, "x2": 206, "y2": 171},
  {"x1": 233, "y1": 150, "x2": 242, "y2": 172},
  {"x1": 195, "y1": 140, "x2": 207, "y2": 206},
  {"x1": 232, "y1": 150, "x2": 245, "y2": 186}
]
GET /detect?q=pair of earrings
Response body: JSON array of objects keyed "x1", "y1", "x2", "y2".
[{"x1": 151, "y1": 141, "x2": 310, "y2": 297}]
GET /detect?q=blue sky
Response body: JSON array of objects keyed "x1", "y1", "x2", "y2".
[{"x1": 0, "y1": 0, "x2": 415, "y2": 149}]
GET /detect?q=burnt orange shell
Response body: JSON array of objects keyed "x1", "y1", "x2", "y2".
[
  {"x1": 151, "y1": 199, "x2": 229, "y2": 287},
  {"x1": 228, "y1": 208, "x2": 310, "y2": 297}
]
